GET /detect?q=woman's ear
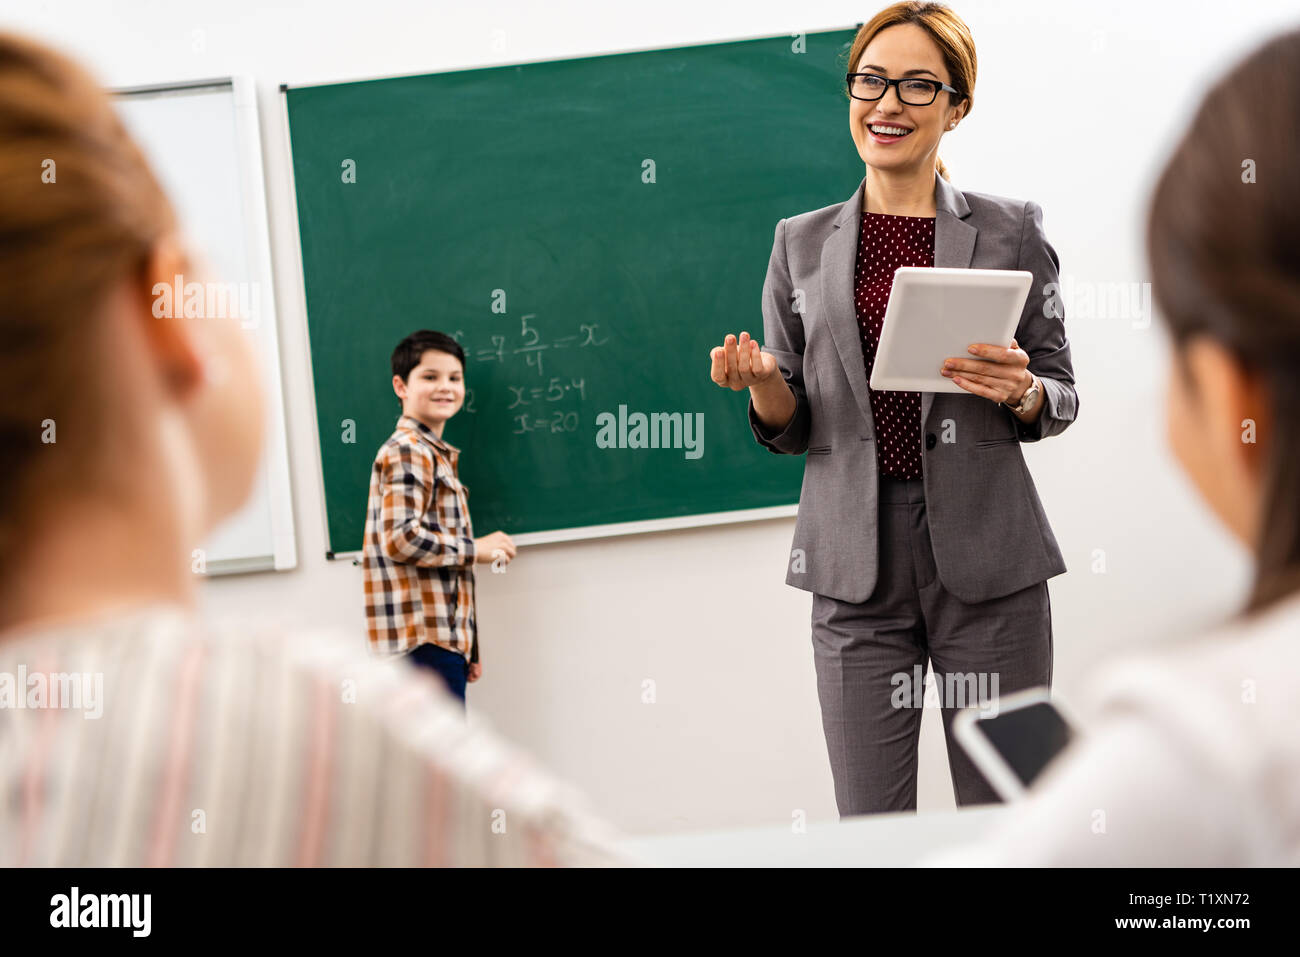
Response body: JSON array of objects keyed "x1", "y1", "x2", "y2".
[
  {"x1": 1186, "y1": 337, "x2": 1273, "y2": 479},
  {"x1": 137, "y1": 236, "x2": 203, "y2": 398},
  {"x1": 1176, "y1": 335, "x2": 1274, "y2": 547}
]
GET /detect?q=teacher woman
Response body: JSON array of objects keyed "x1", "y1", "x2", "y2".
[{"x1": 708, "y1": 1, "x2": 1077, "y2": 815}]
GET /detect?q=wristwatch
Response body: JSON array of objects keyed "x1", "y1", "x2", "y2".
[{"x1": 1003, "y1": 375, "x2": 1040, "y2": 415}]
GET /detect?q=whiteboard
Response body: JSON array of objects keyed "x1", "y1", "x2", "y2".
[{"x1": 115, "y1": 78, "x2": 296, "y2": 575}]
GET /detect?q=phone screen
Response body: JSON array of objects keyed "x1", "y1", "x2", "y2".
[{"x1": 974, "y1": 701, "x2": 1075, "y2": 788}]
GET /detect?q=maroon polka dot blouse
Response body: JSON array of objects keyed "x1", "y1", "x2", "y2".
[{"x1": 854, "y1": 210, "x2": 936, "y2": 480}]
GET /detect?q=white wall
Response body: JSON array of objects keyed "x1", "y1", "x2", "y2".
[{"x1": 6, "y1": 0, "x2": 1295, "y2": 835}]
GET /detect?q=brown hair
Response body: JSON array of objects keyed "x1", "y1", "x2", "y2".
[
  {"x1": 844, "y1": 2, "x2": 976, "y2": 181},
  {"x1": 1146, "y1": 28, "x2": 1300, "y2": 619},
  {"x1": 0, "y1": 33, "x2": 176, "y2": 568}
]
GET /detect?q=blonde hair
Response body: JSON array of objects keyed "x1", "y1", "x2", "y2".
[
  {"x1": 845, "y1": 2, "x2": 977, "y2": 181},
  {"x1": 0, "y1": 32, "x2": 176, "y2": 564}
]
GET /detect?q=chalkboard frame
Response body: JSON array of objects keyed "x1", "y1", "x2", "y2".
[{"x1": 281, "y1": 29, "x2": 861, "y2": 557}]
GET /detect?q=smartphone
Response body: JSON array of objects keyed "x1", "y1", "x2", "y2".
[{"x1": 952, "y1": 686, "x2": 1077, "y2": 800}]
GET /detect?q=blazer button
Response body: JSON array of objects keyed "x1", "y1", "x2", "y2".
[{"x1": 925, "y1": 433, "x2": 937, "y2": 450}]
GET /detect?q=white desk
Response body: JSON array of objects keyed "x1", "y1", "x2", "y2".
[{"x1": 615, "y1": 804, "x2": 1009, "y2": 866}]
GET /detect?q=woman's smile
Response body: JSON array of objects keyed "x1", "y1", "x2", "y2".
[{"x1": 867, "y1": 122, "x2": 915, "y2": 143}]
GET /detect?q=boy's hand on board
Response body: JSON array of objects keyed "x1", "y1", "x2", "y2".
[
  {"x1": 468, "y1": 662, "x2": 482, "y2": 683},
  {"x1": 709, "y1": 331, "x2": 780, "y2": 391},
  {"x1": 474, "y1": 531, "x2": 516, "y2": 565}
]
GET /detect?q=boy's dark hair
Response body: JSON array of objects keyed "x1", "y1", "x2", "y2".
[{"x1": 390, "y1": 330, "x2": 465, "y2": 382}]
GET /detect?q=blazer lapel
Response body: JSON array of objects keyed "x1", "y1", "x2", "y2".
[
  {"x1": 819, "y1": 179, "x2": 874, "y2": 431},
  {"x1": 820, "y1": 171, "x2": 977, "y2": 435}
]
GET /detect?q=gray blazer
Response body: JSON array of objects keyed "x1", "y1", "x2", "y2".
[{"x1": 749, "y1": 172, "x2": 1077, "y2": 605}]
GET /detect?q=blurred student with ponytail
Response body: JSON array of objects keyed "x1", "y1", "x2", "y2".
[
  {"x1": 923, "y1": 26, "x2": 1300, "y2": 867},
  {"x1": 0, "y1": 32, "x2": 622, "y2": 867}
]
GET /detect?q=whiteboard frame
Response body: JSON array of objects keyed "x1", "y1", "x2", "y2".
[{"x1": 115, "y1": 76, "x2": 298, "y2": 575}]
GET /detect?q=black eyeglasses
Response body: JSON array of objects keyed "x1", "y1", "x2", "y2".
[{"x1": 846, "y1": 72, "x2": 958, "y2": 106}]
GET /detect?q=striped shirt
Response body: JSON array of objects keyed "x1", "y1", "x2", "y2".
[
  {"x1": 0, "y1": 604, "x2": 628, "y2": 866},
  {"x1": 363, "y1": 415, "x2": 478, "y2": 661}
]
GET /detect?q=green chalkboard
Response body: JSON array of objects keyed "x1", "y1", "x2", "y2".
[{"x1": 284, "y1": 29, "x2": 862, "y2": 555}]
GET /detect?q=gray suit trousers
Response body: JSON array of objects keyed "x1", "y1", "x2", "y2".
[{"x1": 811, "y1": 474, "x2": 1054, "y2": 817}]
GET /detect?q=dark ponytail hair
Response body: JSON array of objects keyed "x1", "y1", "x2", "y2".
[{"x1": 1146, "y1": 28, "x2": 1300, "y2": 619}]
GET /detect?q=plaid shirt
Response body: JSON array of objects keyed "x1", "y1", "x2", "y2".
[{"x1": 363, "y1": 415, "x2": 478, "y2": 661}]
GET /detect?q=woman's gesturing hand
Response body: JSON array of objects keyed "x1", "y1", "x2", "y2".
[
  {"x1": 710, "y1": 331, "x2": 797, "y2": 434},
  {"x1": 709, "y1": 332, "x2": 780, "y2": 390}
]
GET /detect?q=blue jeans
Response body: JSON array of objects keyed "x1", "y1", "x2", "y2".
[{"x1": 408, "y1": 642, "x2": 469, "y2": 706}]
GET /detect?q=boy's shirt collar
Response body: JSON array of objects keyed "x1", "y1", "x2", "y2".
[{"x1": 396, "y1": 414, "x2": 460, "y2": 456}]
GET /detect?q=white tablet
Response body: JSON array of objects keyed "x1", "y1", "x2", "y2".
[{"x1": 869, "y1": 267, "x2": 1033, "y2": 393}]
